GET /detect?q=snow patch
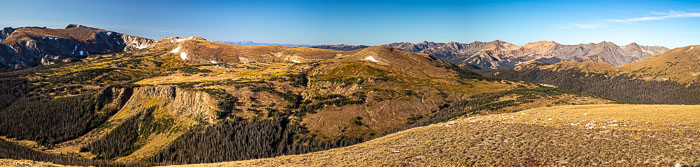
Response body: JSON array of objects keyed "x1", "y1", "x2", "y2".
[
  {"x1": 210, "y1": 60, "x2": 218, "y2": 64},
  {"x1": 79, "y1": 51, "x2": 84, "y2": 56},
  {"x1": 135, "y1": 44, "x2": 148, "y2": 49},
  {"x1": 170, "y1": 46, "x2": 181, "y2": 53},
  {"x1": 690, "y1": 46, "x2": 695, "y2": 52},
  {"x1": 585, "y1": 121, "x2": 596, "y2": 129},
  {"x1": 180, "y1": 52, "x2": 188, "y2": 60},
  {"x1": 364, "y1": 56, "x2": 378, "y2": 63},
  {"x1": 291, "y1": 59, "x2": 300, "y2": 63},
  {"x1": 106, "y1": 32, "x2": 112, "y2": 36}
]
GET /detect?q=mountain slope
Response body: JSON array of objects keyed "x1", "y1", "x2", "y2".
[
  {"x1": 0, "y1": 24, "x2": 153, "y2": 69},
  {"x1": 484, "y1": 45, "x2": 700, "y2": 104},
  {"x1": 177, "y1": 104, "x2": 700, "y2": 167},
  {"x1": 618, "y1": 45, "x2": 700, "y2": 84}
]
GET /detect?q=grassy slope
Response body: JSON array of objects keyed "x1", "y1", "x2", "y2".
[
  {"x1": 0, "y1": 159, "x2": 69, "y2": 167},
  {"x1": 517, "y1": 45, "x2": 700, "y2": 85},
  {"x1": 619, "y1": 45, "x2": 700, "y2": 84},
  {"x1": 179, "y1": 104, "x2": 700, "y2": 167}
]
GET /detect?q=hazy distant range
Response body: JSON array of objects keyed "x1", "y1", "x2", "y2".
[{"x1": 218, "y1": 41, "x2": 311, "y2": 47}]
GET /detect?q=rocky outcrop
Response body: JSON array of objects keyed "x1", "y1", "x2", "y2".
[
  {"x1": 0, "y1": 27, "x2": 14, "y2": 41},
  {"x1": 0, "y1": 24, "x2": 154, "y2": 69},
  {"x1": 121, "y1": 85, "x2": 219, "y2": 124},
  {"x1": 311, "y1": 44, "x2": 369, "y2": 51}
]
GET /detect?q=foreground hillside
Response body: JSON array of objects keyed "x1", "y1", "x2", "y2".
[
  {"x1": 181, "y1": 104, "x2": 700, "y2": 167},
  {"x1": 485, "y1": 45, "x2": 700, "y2": 104}
]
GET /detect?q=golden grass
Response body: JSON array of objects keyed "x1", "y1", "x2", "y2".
[
  {"x1": 0, "y1": 136, "x2": 46, "y2": 151},
  {"x1": 0, "y1": 159, "x2": 70, "y2": 167},
  {"x1": 135, "y1": 63, "x2": 293, "y2": 85},
  {"x1": 476, "y1": 104, "x2": 700, "y2": 131},
  {"x1": 486, "y1": 94, "x2": 611, "y2": 114}
]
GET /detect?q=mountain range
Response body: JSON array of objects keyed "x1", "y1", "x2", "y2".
[
  {"x1": 314, "y1": 40, "x2": 670, "y2": 69},
  {"x1": 0, "y1": 25, "x2": 668, "y2": 71}
]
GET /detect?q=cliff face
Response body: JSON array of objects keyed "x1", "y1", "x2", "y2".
[
  {"x1": 49, "y1": 85, "x2": 221, "y2": 161},
  {"x1": 121, "y1": 85, "x2": 219, "y2": 124},
  {"x1": 0, "y1": 27, "x2": 14, "y2": 40},
  {"x1": 0, "y1": 24, "x2": 154, "y2": 69}
]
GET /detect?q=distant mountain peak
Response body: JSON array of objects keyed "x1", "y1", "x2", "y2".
[
  {"x1": 381, "y1": 40, "x2": 669, "y2": 69},
  {"x1": 65, "y1": 24, "x2": 85, "y2": 28}
]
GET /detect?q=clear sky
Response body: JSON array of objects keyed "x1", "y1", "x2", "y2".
[{"x1": 1, "y1": 0, "x2": 698, "y2": 48}]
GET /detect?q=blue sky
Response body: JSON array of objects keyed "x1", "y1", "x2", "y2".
[{"x1": 1, "y1": 0, "x2": 698, "y2": 48}]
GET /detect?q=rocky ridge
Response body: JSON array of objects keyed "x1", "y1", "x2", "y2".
[
  {"x1": 384, "y1": 40, "x2": 669, "y2": 69},
  {"x1": 314, "y1": 41, "x2": 670, "y2": 69},
  {"x1": 0, "y1": 24, "x2": 154, "y2": 69}
]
